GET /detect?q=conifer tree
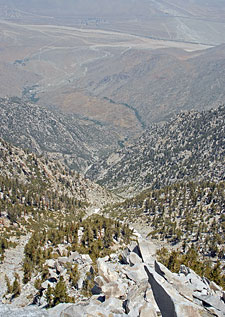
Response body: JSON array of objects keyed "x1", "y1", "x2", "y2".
[
  {"x1": 12, "y1": 273, "x2": 21, "y2": 298},
  {"x1": 23, "y1": 259, "x2": 32, "y2": 284},
  {"x1": 53, "y1": 276, "x2": 70, "y2": 306},
  {"x1": 5, "y1": 275, "x2": 12, "y2": 294},
  {"x1": 45, "y1": 284, "x2": 54, "y2": 308}
]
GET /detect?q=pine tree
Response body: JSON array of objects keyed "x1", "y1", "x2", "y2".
[
  {"x1": 41, "y1": 265, "x2": 50, "y2": 281},
  {"x1": 45, "y1": 284, "x2": 54, "y2": 308},
  {"x1": 12, "y1": 273, "x2": 21, "y2": 298},
  {"x1": 209, "y1": 261, "x2": 223, "y2": 287},
  {"x1": 5, "y1": 274, "x2": 12, "y2": 294},
  {"x1": 23, "y1": 259, "x2": 32, "y2": 284},
  {"x1": 34, "y1": 277, "x2": 42, "y2": 290},
  {"x1": 53, "y1": 276, "x2": 70, "y2": 307},
  {"x1": 68, "y1": 264, "x2": 79, "y2": 288}
]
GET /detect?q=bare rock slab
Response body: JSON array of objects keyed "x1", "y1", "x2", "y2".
[
  {"x1": 137, "y1": 239, "x2": 156, "y2": 266},
  {"x1": 144, "y1": 265, "x2": 205, "y2": 317}
]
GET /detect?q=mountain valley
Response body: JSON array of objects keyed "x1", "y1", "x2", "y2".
[
  {"x1": 0, "y1": 2, "x2": 225, "y2": 135},
  {"x1": 0, "y1": 104, "x2": 224, "y2": 316},
  {"x1": 0, "y1": 1, "x2": 224, "y2": 316}
]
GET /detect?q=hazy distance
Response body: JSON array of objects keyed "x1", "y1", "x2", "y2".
[{"x1": 0, "y1": 0, "x2": 225, "y2": 139}]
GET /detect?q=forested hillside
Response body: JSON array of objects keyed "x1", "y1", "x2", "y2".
[
  {"x1": 0, "y1": 137, "x2": 114, "y2": 206},
  {"x1": 107, "y1": 180, "x2": 224, "y2": 259},
  {"x1": 0, "y1": 128, "x2": 224, "y2": 316},
  {"x1": 87, "y1": 105, "x2": 225, "y2": 196},
  {"x1": 0, "y1": 137, "x2": 130, "y2": 308},
  {"x1": 105, "y1": 179, "x2": 225, "y2": 290},
  {"x1": 0, "y1": 97, "x2": 119, "y2": 172}
]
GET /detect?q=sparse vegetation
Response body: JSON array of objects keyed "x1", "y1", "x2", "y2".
[
  {"x1": 108, "y1": 180, "x2": 225, "y2": 259},
  {"x1": 88, "y1": 105, "x2": 225, "y2": 195},
  {"x1": 157, "y1": 246, "x2": 225, "y2": 289},
  {"x1": 0, "y1": 105, "x2": 224, "y2": 312}
]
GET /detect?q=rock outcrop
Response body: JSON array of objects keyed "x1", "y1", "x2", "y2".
[
  {"x1": 0, "y1": 234, "x2": 224, "y2": 317},
  {"x1": 40, "y1": 239, "x2": 225, "y2": 317}
]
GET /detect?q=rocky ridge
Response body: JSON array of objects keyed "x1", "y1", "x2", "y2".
[
  {"x1": 86, "y1": 105, "x2": 225, "y2": 196},
  {"x1": 1, "y1": 237, "x2": 225, "y2": 317}
]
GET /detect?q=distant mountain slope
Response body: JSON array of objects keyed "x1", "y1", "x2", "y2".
[
  {"x1": 2, "y1": 0, "x2": 225, "y2": 21},
  {"x1": 80, "y1": 45, "x2": 225, "y2": 126},
  {"x1": 0, "y1": 97, "x2": 119, "y2": 172},
  {"x1": 86, "y1": 105, "x2": 225, "y2": 196},
  {"x1": 0, "y1": 19, "x2": 224, "y2": 136},
  {"x1": 0, "y1": 137, "x2": 115, "y2": 207}
]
